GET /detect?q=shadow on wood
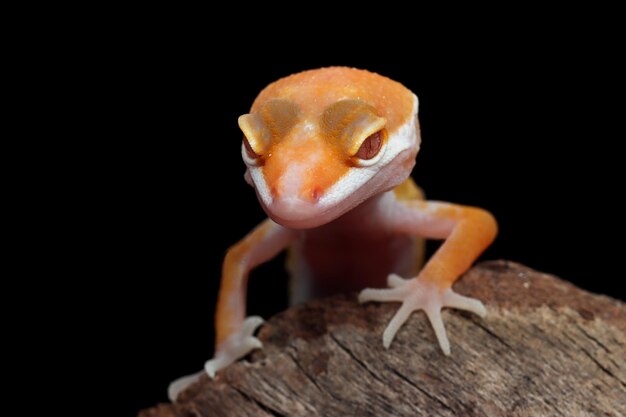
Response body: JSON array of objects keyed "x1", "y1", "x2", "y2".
[{"x1": 139, "y1": 261, "x2": 626, "y2": 416}]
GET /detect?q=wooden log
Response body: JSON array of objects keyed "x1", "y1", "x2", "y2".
[{"x1": 139, "y1": 261, "x2": 626, "y2": 416}]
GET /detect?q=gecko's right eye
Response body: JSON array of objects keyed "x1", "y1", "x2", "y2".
[
  {"x1": 242, "y1": 136, "x2": 263, "y2": 167},
  {"x1": 243, "y1": 136, "x2": 259, "y2": 158}
]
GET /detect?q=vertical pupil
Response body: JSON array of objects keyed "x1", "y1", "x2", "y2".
[{"x1": 357, "y1": 131, "x2": 382, "y2": 160}]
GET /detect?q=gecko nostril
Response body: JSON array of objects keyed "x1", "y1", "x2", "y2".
[{"x1": 311, "y1": 187, "x2": 322, "y2": 202}]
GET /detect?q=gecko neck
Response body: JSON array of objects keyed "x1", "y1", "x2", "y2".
[{"x1": 286, "y1": 189, "x2": 404, "y2": 303}]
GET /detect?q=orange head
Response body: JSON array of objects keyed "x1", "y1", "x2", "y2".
[{"x1": 239, "y1": 67, "x2": 420, "y2": 229}]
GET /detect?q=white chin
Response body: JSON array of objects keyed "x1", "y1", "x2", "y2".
[{"x1": 261, "y1": 197, "x2": 336, "y2": 229}]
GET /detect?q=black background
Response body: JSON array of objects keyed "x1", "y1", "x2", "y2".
[{"x1": 97, "y1": 39, "x2": 623, "y2": 415}]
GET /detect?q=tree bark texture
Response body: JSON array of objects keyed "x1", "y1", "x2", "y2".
[{"x1": 139, "y1": 261, "x2": 626, "y2": 416}]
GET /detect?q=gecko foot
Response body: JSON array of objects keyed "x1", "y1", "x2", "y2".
[
  {"x1": 358, "y1": 274, "x2": 486, "y2": 355},
  {"x1": 204, "y1": 316, "x2": 264, "y2": 377},
  {"x1": 167, "y1": 316, "x2": 264, "y2": 401}
]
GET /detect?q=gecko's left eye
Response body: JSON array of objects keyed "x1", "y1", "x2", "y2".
[
  {"x1": 356, "y1": 131, "x2": 383, "y2": 160},
  {"x1": 353, "y1": 129, "x2": 387, "y2": 167},
  {"x1": 242, "y1": 136, "x2": 263, "y2": 167}
]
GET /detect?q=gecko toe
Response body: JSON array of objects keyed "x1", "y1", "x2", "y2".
[
  {"x1": 382, "y1": 302, "x2": 414, "y2": 348},
  {"x1": 359, "y1": 287, "x2": 405, "y2": 303},
  {"x1": 168, "y1": 370, "x2": 204, "y2": 401},
  {"x1": 443, "y1": 290, "x2": 487, "y2": 317},
  {"x1": 425, "y1": 305, "x2": 451, "y2": 355},
  {"x1": 387, "y1": 273, "x2": 408, "y2": 288},
  {"x1": 241, "y1": 316, "x2": 265, "y2": 335}
]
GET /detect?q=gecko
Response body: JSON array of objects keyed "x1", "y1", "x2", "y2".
[{"x1": 169, "y1": 67, "x2": 498, "y2": 400}]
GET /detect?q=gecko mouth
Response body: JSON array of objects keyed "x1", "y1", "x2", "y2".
[{"x1": 264, "y1": 196, "x2": 327, "y2": 228}]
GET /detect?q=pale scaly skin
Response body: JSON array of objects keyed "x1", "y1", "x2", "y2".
[{"x1": 168, "y1": 67, "x2": 498, "y2": 401}]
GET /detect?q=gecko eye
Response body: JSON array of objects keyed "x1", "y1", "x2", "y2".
[
  {"x1": 242, "y1": 136, "x2": 263, "y2": 166},
  {"x1": 353, "y1": 129, "x2": 387, "y2": 167},
  {"x1": 243, "y1": 136, "x2": 259, "y2": 158},
  {"x1": 355, "y1": 131, "x2": 383, "y2": 160},
  {"x1": 353, "y1": 130, "x2": 387, "y2": 168}
]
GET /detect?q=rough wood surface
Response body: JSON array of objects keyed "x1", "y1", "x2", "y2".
[{"x1": 139, "y1": 261, "x2": 626, "y2": 416}]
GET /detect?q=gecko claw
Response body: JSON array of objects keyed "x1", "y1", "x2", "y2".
[
  {"x1": 387, "y1": 273, "x2": 409, "y2": 288},
  {"x1": 168, "y1": 370, "x2": 204, "y2": 402}
]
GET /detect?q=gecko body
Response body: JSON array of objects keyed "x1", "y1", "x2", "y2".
[{"x1": 169, "y1": 67, "x2": 497, "y2": 400}]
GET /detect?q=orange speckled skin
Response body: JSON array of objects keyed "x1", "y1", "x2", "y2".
[
  {"x1": 252, "y1": 67, "x2": 414, "y2": 135},
  {"x1": 262, "y1": 135, "x2": 346, "y2": 203}
]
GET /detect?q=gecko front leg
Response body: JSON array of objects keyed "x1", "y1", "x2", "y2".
[
  {"x1": 359, "y1": 197, "x2": 497, "y2": 354},
  {"x1": 168, "y1": 219, "x2": 296, "y2": 400}
]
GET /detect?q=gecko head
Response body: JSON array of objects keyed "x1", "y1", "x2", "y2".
[{"x1": 238, "y1": 67, "x2": 421, "y2": 229}]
